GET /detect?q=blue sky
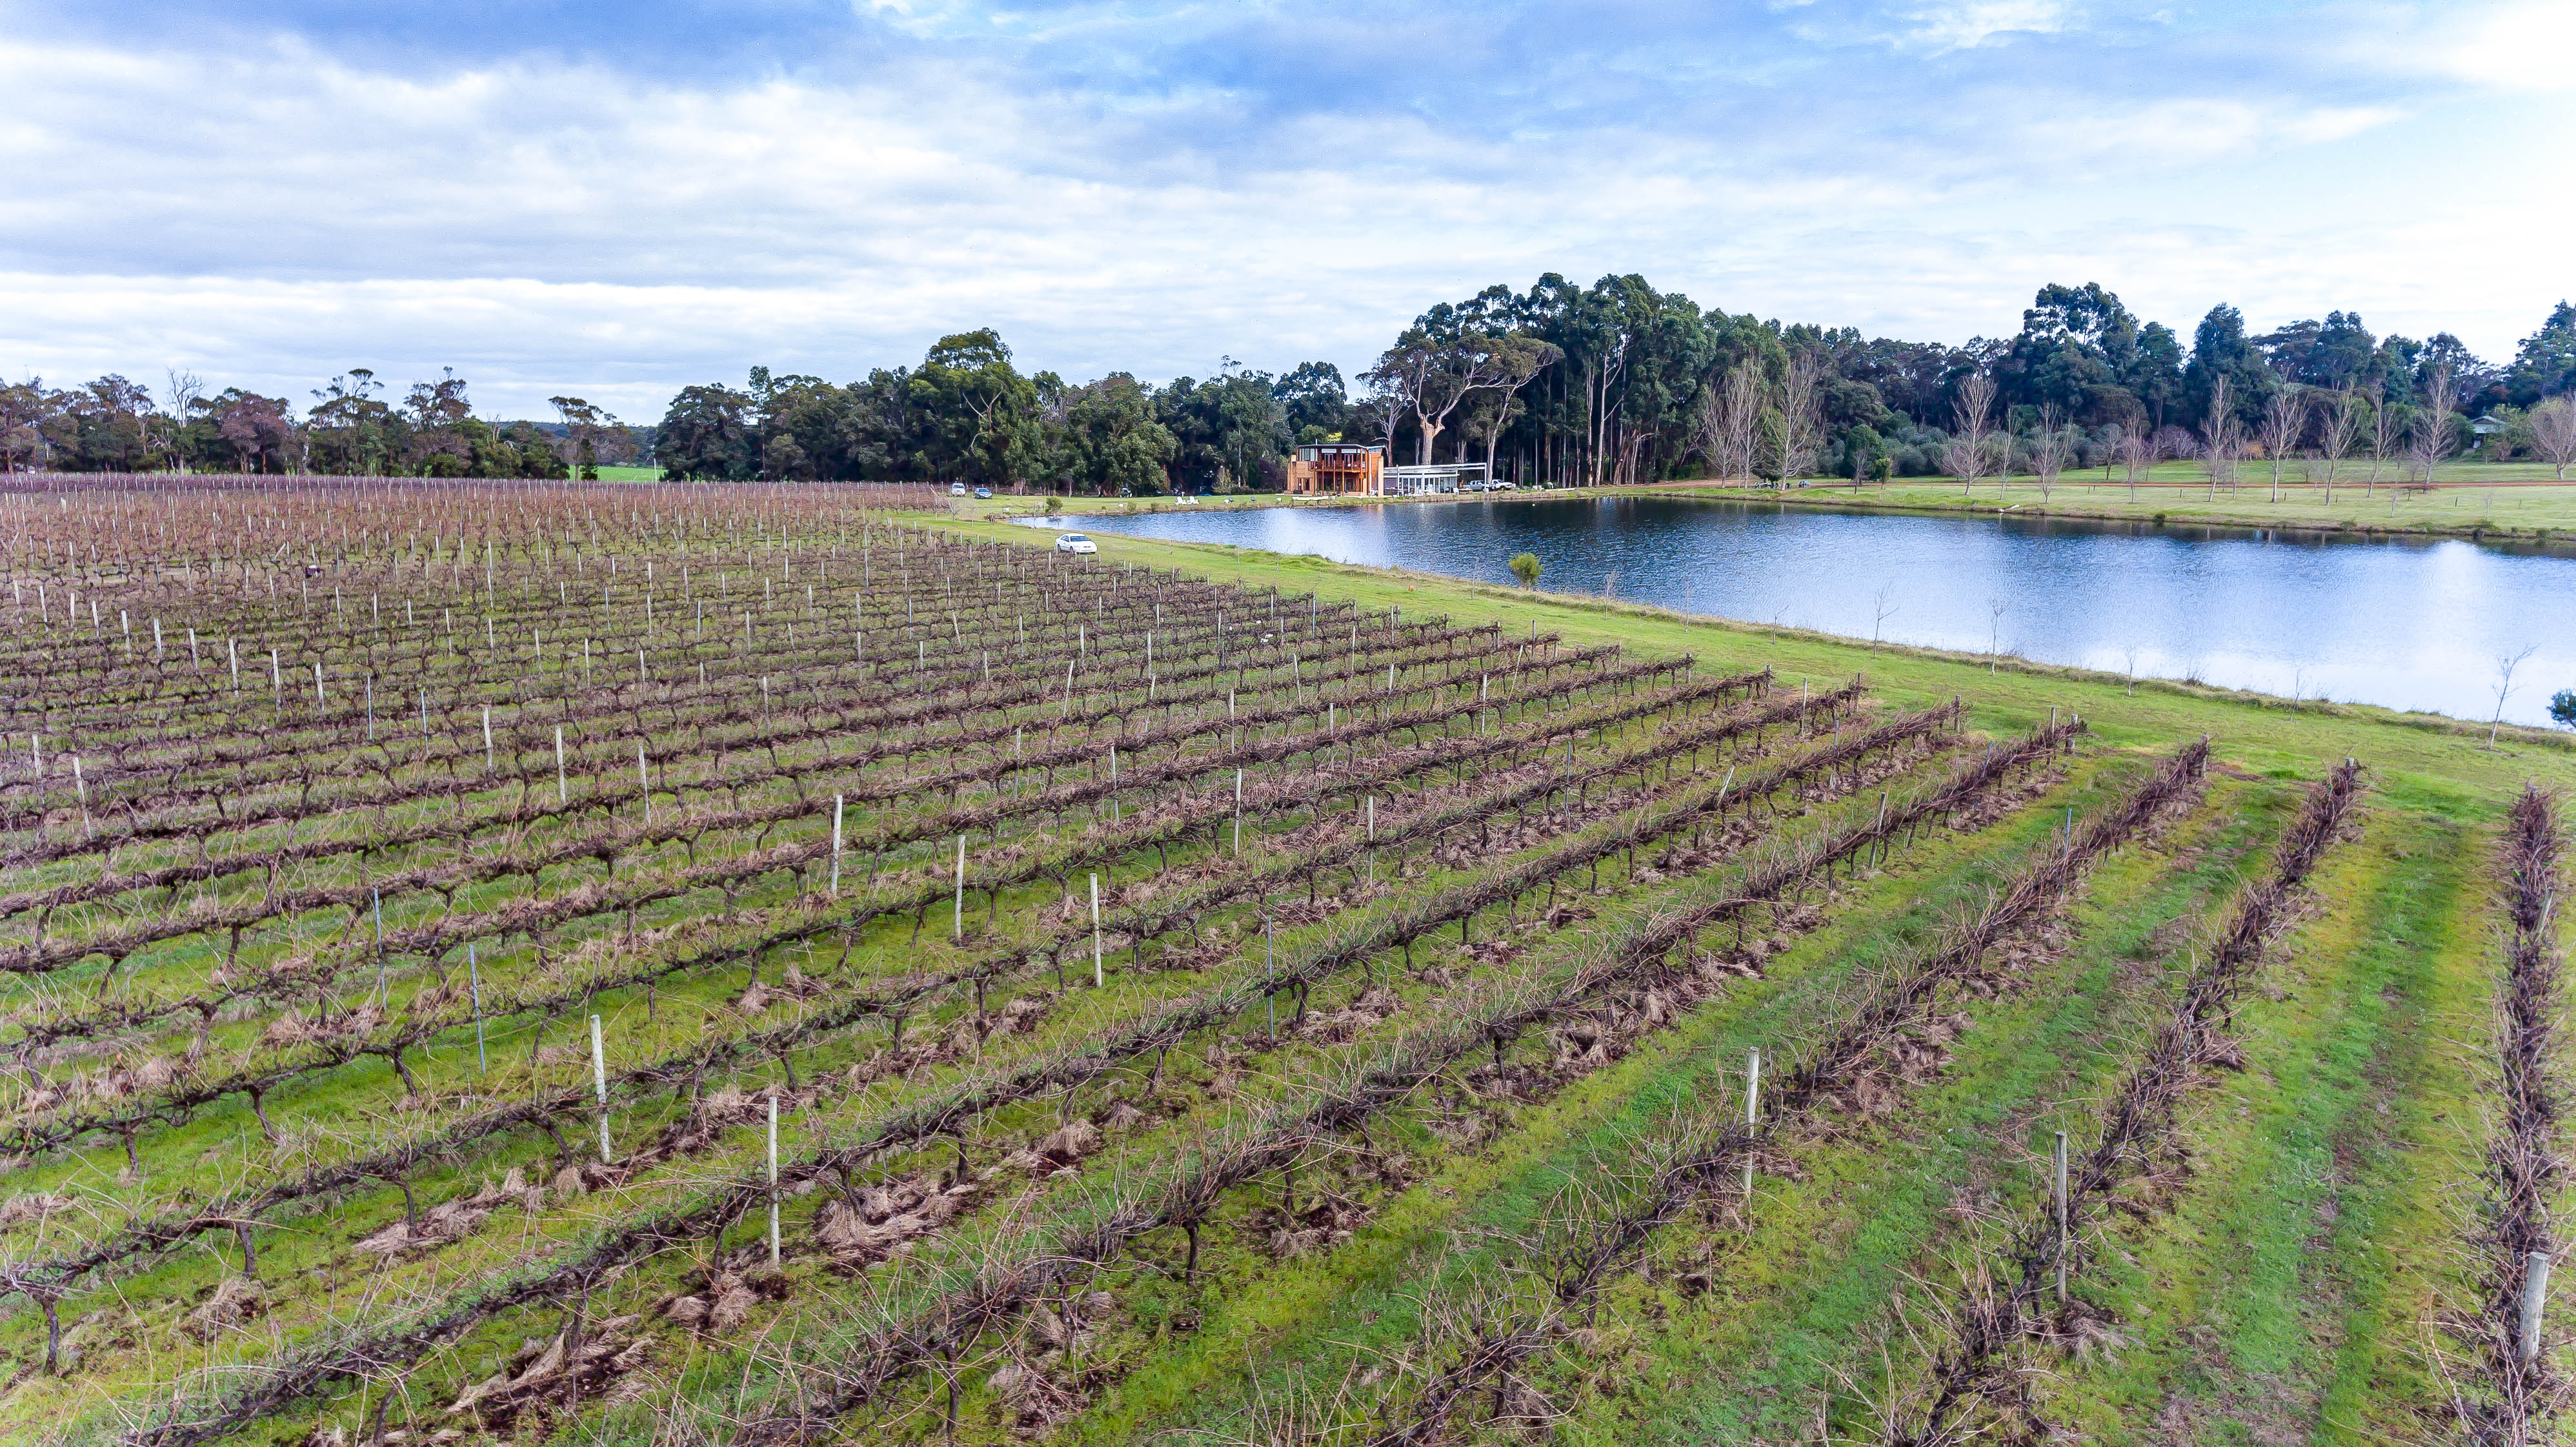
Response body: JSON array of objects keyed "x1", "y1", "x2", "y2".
[{"x1": 1, "y1": 0, "x2": 2567, "y2": 420}]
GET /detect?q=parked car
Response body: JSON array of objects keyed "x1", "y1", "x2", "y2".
[
  {"x1": 949, "y1": 482, "x2": 967, "y2": 496},
  {"x1": 973, "y1": 487, "x2": 993, "y2": 499},
  {"x1": 1054, "y1": 532, "x2": 1098, "y2": 554}
]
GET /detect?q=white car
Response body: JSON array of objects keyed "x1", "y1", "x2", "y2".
[
  {"x1": 1054, "y1": 532, "x2": 1098, "y2": 554},
  {"x1": 950, "y1": 482, "x2": 968, "y2": 496}
]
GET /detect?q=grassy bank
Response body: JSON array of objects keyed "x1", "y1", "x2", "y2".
[{"x1": 1643, "y1": 461, "x2": 2576, "y2": 545}]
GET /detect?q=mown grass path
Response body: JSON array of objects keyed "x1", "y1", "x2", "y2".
[
  {"x1": 2031, "y1": 787, "x2": 2488, "y2": 1444},
  {"x1": 1557, "y1": 773, "x2": 2281, "y2": 1444}
]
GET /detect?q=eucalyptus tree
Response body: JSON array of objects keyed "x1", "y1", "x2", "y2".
[
  {"x1": 310, "y1": 370, "x2": 397, "y2": 476},
  {"x1": 1471, "y1": 334, "x2": 1561, "y2": 478},
  {"x1": 547, "y1": 396, "x2": 630, "y2": 479}
]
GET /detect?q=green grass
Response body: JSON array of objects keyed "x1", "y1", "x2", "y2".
[
  {"x1": 2030, "y1": 788, "x2": 2491, "y2": 1443},
  {"x1": 1567, "y1": 774, "x2": 2280, "y2": 1444},
  {"x1": 1640, "y1": 461, "x2": 2576, "y2": 543}
]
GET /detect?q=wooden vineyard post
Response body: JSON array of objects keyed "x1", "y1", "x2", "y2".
[
  {"x1": 638, "y1": 742, "x2": 651, "y2": 823},
  {"x1": 2055, "y1": 1130, "x2": 2070, "y2": 1303},
  {"x1": 767, "y1": 1092, "x2": 782, "y2": 1266},
  {"x1": 1366, "y1": 795, "x2": 1376, "y2": 887},
  {"x1": 1091, "y1": 873, "x2": 1104, "y2": 987},
  {"x1": 954, "y1": 835, "x2": 967, "y2": 940},
  {"x1": 1743, "y1": 1047, "x2": 1761, "y2": 1203},
  {"x1": 269, "y1": 647, "x2": 281, "y2": 703},
  {"x1": 1265, "y1": 916, "x2": 1276, "y2": 1039},
  {"x1": 1234, "y1": 769, "x2": 1245, "y2": 856},
  {"x1": 2526, "y1": 1251, "x2": 2553, "y2": 1364},
  {"x1": 228, "y1": 636, "x2": 239, "y2": 692},
  {"x1": 469, "y1": 944, "x2": 486, "y2": 1075},
  {"x1": 483, "y1": 707, "x2": 495, "y2": 773},
  {"x1": 590, "y1": 1014, "x2": 612, "y2": 1162},
  {"x1": 556, "y1": 727, "x2": 568, "y2": 804},
  {"x1": 829, "y1": 794, "x2": 845, "y2": 896}
]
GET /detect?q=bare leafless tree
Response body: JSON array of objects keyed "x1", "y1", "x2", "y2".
[
  {"x1": 2202, "y1": 375, "x2": 2240, "y2": 501},
  {"x1": 1698, "y1": 363, "x2": 1764, "y2": 486},
  {"x1": 2313, "y1": 384, "x2": 2359, "y2": 507},
  {"x1": 2115, "y1": 425, "x2": 2160, "y2": 504},
  {"x1": 2493, "y1": 645, "x2": 2537, "y2": 746},
  {"x1": 1767, "y1": 352, "x2": 1827, "y2": 487},
  {"x1": 2258, "y1": 387, "x2": 2306, "y2": 503},
  {"x1": 163, "y1": 369, "x2": 204, "y2": 475},
  {"x1": 1986, "y1": 596, "x2": 2007, "y2": 673},
  {"x1": 2364, "y1": 391, "x2": 2396, "y2": 498},
  {"x1": 1946, "y1": 373, "x2": 1997, "y2": 498},
  {"x1": 2030, "y1": 404, "x2": 2069, "y2": 504},
  {"x1": 1871, "y1": 583, "x2": 1898, "y2": 649},
  {"x1": 2530, "y1": 394, "x2": 2576, "y2": 481},
  {"x1": 2406, "y1": 360, "x2": 2458, "y2": 485}
]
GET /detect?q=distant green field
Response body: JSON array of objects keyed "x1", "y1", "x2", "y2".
[{"x1": 1648, "y1": 460, "x2": 2576, "y2": 541}]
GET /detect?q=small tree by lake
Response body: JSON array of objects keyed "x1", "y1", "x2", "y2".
[
  {"x1": 1508, "y1": 552, "x2": 1543, "y2": 588},
  {"x1": 2530, "y1": 396, "x2": 2576, "y2": 480}
]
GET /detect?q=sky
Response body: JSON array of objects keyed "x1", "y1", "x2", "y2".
[{"x1": 1, "y1": 0, "x2": 2568, "y2": 422}]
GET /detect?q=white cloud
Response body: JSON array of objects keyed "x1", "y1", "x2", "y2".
[
  {"x1": 1900, "y1": 0, "x2": 2071, "y2": 51},
  {"x1": 2359, "y1": 0, "x2": 2576, "y2": 94},
  {"x1": 0, "y1": 2, "x2": 2563, "y2": 420}
]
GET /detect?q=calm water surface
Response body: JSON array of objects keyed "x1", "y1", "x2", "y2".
[{"x1": 1032, "y1": 496, "x2": 2576, "y2": 726}]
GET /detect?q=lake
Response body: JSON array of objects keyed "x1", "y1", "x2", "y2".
[{"x1": 1029, "y1": 494, "x2": 2576, "y2": 727}]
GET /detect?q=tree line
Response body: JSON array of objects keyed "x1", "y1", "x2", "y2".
[
  {"x1": 0, "y1": 368, "x2": 643, "y2": 478},
  {"x1": 10, "y1": 283, "x2": 2573, "y2": 487},
  {"x1": 659, "y1": 286, "x2": 2576, "y2": 491}
]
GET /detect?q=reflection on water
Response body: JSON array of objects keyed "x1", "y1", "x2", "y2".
[{"x1": 1031, "y1": 495, "x2": 2576, "y2": 726}]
